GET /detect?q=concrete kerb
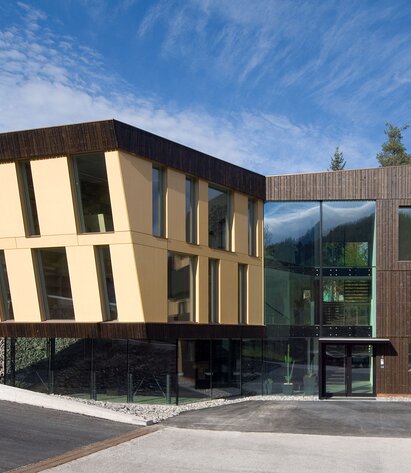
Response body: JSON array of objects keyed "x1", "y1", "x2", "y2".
[{"x1": 0, "y1": 384, "x2": 151, "y2": 426}]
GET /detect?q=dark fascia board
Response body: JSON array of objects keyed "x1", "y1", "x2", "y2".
[
  {"x1": 0, "y1": 119, "x2": 265, "y2": 200},
  {"x1": 0, "y1": 322, "x2": 266, "y2": 340}
]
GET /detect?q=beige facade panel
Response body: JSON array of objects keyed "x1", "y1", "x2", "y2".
[
  {"x1": 219, "y1": 259, "x2": 238, "y2": 324},
  {"x1": 15, "y1": 235, "x2": 79, "y2": 249},
  {"x1": 110, "y1": 243, "x2": 167, "y2": 322},
  {"x1": 30, "y1": 157, "x2": 77, "y2": 236},
  {"x1": 66, "y1": 246, "x2": 103, "y2": 322},
  {"x1": 0, "y1": 162, "x2": 25, "y2": 239},
  {"x1": 105, "y1": 151, "x2": 152, "y2": 234},
  {"x1": 233, "y1": 192, "x2": 248, "y2": 255},
  {"x1": 5, "y1": 249, "x2": 42, "y2": 322},
  {"x1": 248, "y1": 264, "x2": 264, "y2": 325},
  {"x1": 166, "y1": 169, "x2": 185, "y2": 242},
  {"x1": 196, "y1": 255, "x2": 209, "y2": 323},
  {"x1": 197, "y1": 179, "x2": 209, "y2": 246}
]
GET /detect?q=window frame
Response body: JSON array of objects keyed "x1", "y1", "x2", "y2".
[
  {"x1": 0, "y1": 250, "x2": 14, "y2": 321},
  {"x1": 185, "y1": 176, "x2": 198, "y2": 244},
  {"x1": 209, "y1": 258, "x2": 219, "y2": 323},
  {"x1": 208, "y1": 184, "x2": 231, "y2": 251},
  {"x1": 238, "y1": 263, "x2": 248, "y2": 324},
  {"x1": 17, "y1": 160, "x2": 40, "y2": 236},
  {"x1": 71, "y1": 152, "x2": 114, "y2": 234},
  {"x1": 152, "y1": 165, "x2": 166, "y2": 238},
  {"x1": 34, "y1": 247, "x2": 75, "y2": 321},
  {"x1": 95, "y1": 245, "x2": 117, "y2": 321}
]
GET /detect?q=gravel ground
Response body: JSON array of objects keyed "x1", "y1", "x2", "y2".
[{"x1": 55, "y1": 394, "x2": 411, "y2": 424}]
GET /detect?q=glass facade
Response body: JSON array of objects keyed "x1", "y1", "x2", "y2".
[
  {"x1": 152, "y1": 166, "x2": 165, "y2": 237},
  {"x1": 167, "y1": 253, "x2": 196, "y2": 322},
  {"x1": 399, "y1": 207, "x2": 411, "y2": 260},
  {"x1": 208, "y1": 186, "x2": 230, "y2": 250},
  {"x1": 35, "y1": 248, "x2": 75, "y2": 320},
  {"x1": 18, "y1": 160, "x2": 40, "y2": 236},
  {"x1": 264, "y1": 201, "x2": 375, "y2": 329},
  {"x1": 72, "y1": 153, "x2": 114, "y2": 233},
  {"x1": 0, "y1": 251, "x2": 13, "y2": 320},
  {"x1": 186, "y1": 177, "x2": 197, "y2": 244},
  {"x1": 96, "y1": 246, "x2": 117, "y2": 321}
]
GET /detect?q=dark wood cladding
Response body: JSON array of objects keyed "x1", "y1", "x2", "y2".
[
  {"x1": 0, "y1": 119, "x2": 265, "y2": 199},
  {"x1": 0, "y1": 121, "x2": 118, "y2": 161},
  {"x1": 113, "y1": 121, "x2": 265, "y2": 199},
  {"x1": 0, "y1": 322, "x2": 265, "y2": 340},
  {"x1": 376, "y1": 337, "x2": 411, "y2": 394},
  {"x1": 266, "y1": 166, "x2": 411, "y2": 201}
]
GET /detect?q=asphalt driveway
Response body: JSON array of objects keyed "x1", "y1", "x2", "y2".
[
  {"x1": 165, "y1": 400, "x2": 411, "y2": 438},
  {"x1": 0, "y1": 400, "x2": 139, "y2": 472}
]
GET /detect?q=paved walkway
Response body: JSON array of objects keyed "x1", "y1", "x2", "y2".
[{"x1": 44, "y1": 427, "x2": 411, "y2": 473}]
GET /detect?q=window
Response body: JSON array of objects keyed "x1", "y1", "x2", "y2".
[
  {"x1": 0, "y1": 251, "x2": 13, "y2": 320},
  {"x1": 238, "y1": 264, "x2": 247, "y2": 324},
  {"x1": 152, "y1": 166, "x2": 165, "y2": 237},
  {"x1": 399, "y1": 207, "x2": 411, "y2": 260},
  {"x1": 209, "y1": 258, "x2": 219, "y2": 323},
  {"x1": 17, "y1": 160, "x2": 40, "y2": 236},
  {"x1": 208, "y1": 186, "x2": 230, "y2": 250},
  {"x1": 96, "y1": 246, "x2": 117, "y2": 321},
  {"x1": 72, "y1": 153, "x2": 114, "y2": 233},
  {"x1": 35, "y1": 248, "x2": 74, "y2": 320},
  {"x1": 409, "y1": 344, "x2": 411, "y2": 371},
  {"x1": 248, "y1": 199, "x2": 257, "y2": 256},
  {"x1": 186, "y1": 177, "x2": 197, "y2": 244},
  {"x1": 168, "y1": 253, "x2": 196, "y2": 322}
]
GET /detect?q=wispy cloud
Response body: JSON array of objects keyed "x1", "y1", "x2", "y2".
[{"x1": 0, "y1": 2, "x2": 381, "y2": 174}]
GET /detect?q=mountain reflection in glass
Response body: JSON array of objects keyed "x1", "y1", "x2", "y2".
[{"x1": 322, "y1": 201, "x2": 375, "y2": 267}]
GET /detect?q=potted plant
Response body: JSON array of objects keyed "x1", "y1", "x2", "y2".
[
  {"x1": 303, "y1": 362, "x2": 317, "y2": 395},
  {"x1": 282, "y1": 344, "x2": 295, "y2": 395}
]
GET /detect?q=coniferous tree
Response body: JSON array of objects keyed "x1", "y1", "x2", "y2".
[
  {"x1": 329, "y1": 146, "x2": 346, "y2": 171},
  {"x1": 377, "y1": 123, "x2": 411, "y2": 167}
]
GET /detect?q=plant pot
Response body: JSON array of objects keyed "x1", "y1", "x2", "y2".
[
  {"x1": 282, "y1": 383, "x2": 294, "y2": 395},
  {"x1": 303, "y1": 376, "x2": 316, "y2": 395}
]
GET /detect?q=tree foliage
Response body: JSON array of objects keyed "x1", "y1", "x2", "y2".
[
  {"x1": 329, "y1": 146, "x2": 346, "y2": 171},
  {"x1": 377, "y1": 123, "x2": 411, "y2": 167}
]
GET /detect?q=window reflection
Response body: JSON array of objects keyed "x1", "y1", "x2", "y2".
[
  {"x1": 399, "y1": 207, "x2": 411, "y2": 260},
  {"x1": 73, "y1": 153, "x2": 114, "y2": 233},
  {"x1": 168, "y1": 253, "x2": 196, "y2": 322},
  {"x1": 322, "y1": 201, "x2": 375, "y2": 267},
  {"x1": 208, "y1": 186, "x2": 230, "y2": 250}
]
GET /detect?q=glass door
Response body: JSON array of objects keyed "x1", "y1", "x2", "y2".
[{"x1": 322, "y1": 344, "x2": 374, "y2": 397}]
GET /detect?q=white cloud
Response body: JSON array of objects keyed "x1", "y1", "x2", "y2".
[{"x1": 0, "y1": 2, "x2": 380, "y2": 175}]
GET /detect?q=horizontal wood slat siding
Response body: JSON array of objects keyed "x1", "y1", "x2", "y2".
[
  {"x1": 0, "y1": 322, "x2": 265, "y2": 340},
  {"x1": 0, "y1": 120, "x2": 265, "y2": 199}
]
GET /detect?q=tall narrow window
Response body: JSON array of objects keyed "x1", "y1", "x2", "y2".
[
  {"x1": 168, "y1": 253, "x2": 196, "y2": 322},
  {"x1": 238, "y1": 264, "x2": 247, "y2": 324},
  {"x1": 248, "y1": 198, "x2": 257, "y2": 256},
  {"x1": 208, "y1": 185, "x2": 230, "y2": 250},
  {"x1": 18, "y1": 160, "x2": 40, "y2": 236},
  {"x1": 96, "y1": 246, "x2": 117, "y2": 321},
  {"x1": 35, "y1": 248, "x2": 74, "y2": 320},
  {"x1": 72, "y1": 153, "x2": 114, "y2": 233},
  {"x1": 0, "y1": 251, "x2": 14, "y2": 320},
  {"x1": 209, "y1": 258, "x2": 219, "y2": 323},
  {"x1": 186, "y1": 177, "x2": 197, "y2": 244},
  {"x1": 152, "y1": 166, "x2": 165, "y2": 237},
  {"x1": 399, "y1": 207, "x2": 411, "y2": 260},
  {"x1": 409, "y1": 344, "x2": 411, "y2": 371}
]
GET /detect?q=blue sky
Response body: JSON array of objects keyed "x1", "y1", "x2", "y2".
[{"x1": 1, "y1": 1, "x2": 411, "y2": 174}]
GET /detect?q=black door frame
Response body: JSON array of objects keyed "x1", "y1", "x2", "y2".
[{"x1": 320, "y1": 342, "x2": 376, "y2": 398}]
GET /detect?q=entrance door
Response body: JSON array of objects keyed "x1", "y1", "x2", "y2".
[{"x1": 322, "y1": 344, "x2": 374, "y2": 397}]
